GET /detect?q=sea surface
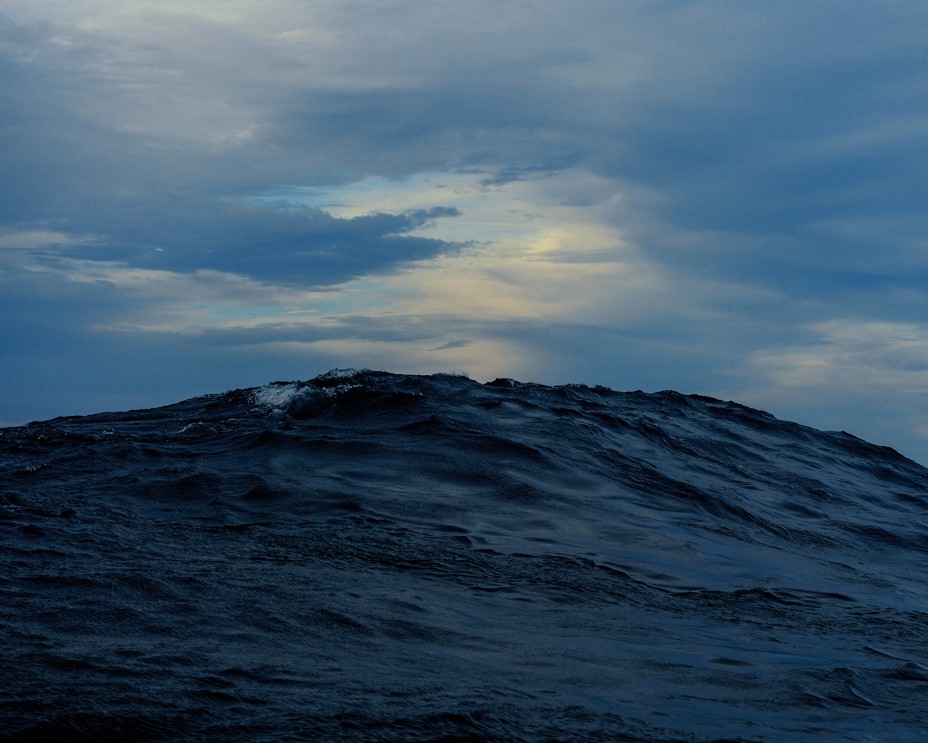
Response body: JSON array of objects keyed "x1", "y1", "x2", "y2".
[{"x1": 2, "y1": 369, "x2": 928, "y2": 741}]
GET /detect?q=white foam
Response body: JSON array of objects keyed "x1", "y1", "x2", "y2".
[
  {"x1": 251, "y1": 383, "x2": 307, "y2": 411},
  {"x1": 316, "y1": 368, "x2": 367, "y2": 380}
]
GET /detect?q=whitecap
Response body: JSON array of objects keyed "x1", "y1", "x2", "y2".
[{"x1": 251, "y1": 383, "x2": 307, "y2": 412}]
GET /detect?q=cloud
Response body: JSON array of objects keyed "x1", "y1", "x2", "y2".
[
  {"x1": 0, "y1": 229, "x2": 95, "y2": 250},
  {"x1": 737, "y1": 321, "x2": 928, "y2": 461},
  {"x1": 75, "y1": 201, "x2": 465, "y2": 287},
  {"x1": 1, "y1": 1, "x2": 927, "y2": 465}
]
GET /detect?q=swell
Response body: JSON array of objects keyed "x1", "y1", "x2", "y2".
[{"x1": 2, "y1": 369, "x2": 928, "y2": 741}]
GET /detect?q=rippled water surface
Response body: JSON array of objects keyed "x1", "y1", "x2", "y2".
[{"x1": 3, "y1": 370, "x2": 928, "y2": 741}]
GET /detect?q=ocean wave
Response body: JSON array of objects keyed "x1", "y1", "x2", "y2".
[{"x1": 2, "y1": 370, "x2": 928, "y2": 741}]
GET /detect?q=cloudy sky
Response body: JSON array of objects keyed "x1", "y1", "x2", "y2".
[{"x1": 2, "y1": 1, "x2": 927, "y2": 463}]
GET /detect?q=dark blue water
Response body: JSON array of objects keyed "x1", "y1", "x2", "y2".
[{"x1": 3, "y1": 370, "x2": 928, "y2": 741}]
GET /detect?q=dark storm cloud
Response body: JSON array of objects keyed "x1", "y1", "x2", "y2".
[{"x1": 69, "y1": 201, "x2": 465, "y2": 287}]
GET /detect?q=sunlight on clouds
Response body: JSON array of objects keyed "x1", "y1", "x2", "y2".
[
  {"x1": 269, "y1": 167, "x2": 666, "y2": 326},
  {"x1": 273, "y1": 171, "x2": 549, "y2": 246},
  {"x1": 386, "y1": 247, "x2": 652, "y2": 324},
  {"x1": 269, "y1": 167, "x2": 634, "y2": 266},
  {"x1": 1, "y1": 164, "x2": 733, "y2": 390},
  {"x1": 36, "y1": 166, "x2": 675, "y2": 379}
]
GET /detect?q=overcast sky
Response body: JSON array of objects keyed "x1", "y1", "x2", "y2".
[{"x1": 2, "y1": 1, "x2": 927, "y2": 464}]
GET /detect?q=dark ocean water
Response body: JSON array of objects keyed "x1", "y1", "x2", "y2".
[{"x1": 3, "y1": 370, "x2": 928, "y2": 742}]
